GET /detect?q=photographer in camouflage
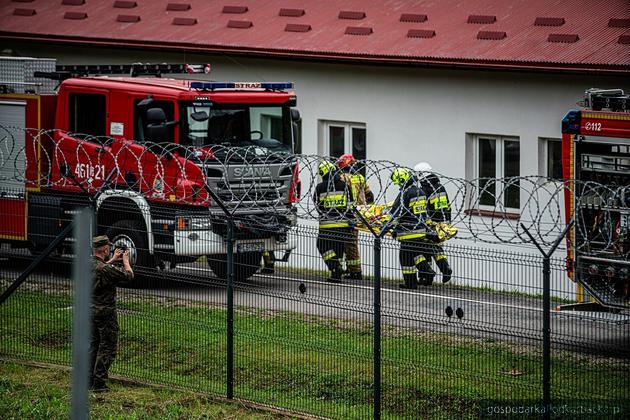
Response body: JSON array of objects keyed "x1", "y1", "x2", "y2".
[{"x1": 90, "y1": 235, "x2": 134, "y2": 392}]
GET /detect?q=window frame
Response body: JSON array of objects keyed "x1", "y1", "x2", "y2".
[
  {"x1": 319, "y1": 120, "x2": 367, "y2": 159},
  {"x1": 67, "y1": 91, "x2": 108, "y2": 142},
  {"x1": 468, "y1": 133, "x2": 521, "y2": 213},
  {"x1": 133, "y1": 98, "x2": 176, "y2": 143},
  {"x1": 538, "y1": 137, "x2": 563, "y2": 182}
]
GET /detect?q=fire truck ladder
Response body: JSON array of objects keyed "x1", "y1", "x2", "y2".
[
  {"x1": 581, "y1": 88, "x2": 629, "y2": 112},
  {"x1": 34, "y1": 63, "x2": 211, "y2": 81}
]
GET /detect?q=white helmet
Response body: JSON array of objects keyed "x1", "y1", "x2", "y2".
[{"x1": 413, "y1": 162, "x2": 432, "y2": 173}]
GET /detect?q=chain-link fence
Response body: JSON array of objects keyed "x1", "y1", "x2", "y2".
[
  {"x1": 0, "y1": 127, "x2": 629, "y2": 418},
  {"x1": 1, "y1": 198, "x2": 628, "y2": 418}
]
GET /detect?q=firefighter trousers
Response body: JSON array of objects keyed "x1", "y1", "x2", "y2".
[
  {"x1": 344, "y1": 229, "x2": 362, "y2": 273},
  {"x1": 424, "y1": 243, "x2": 452, "y2": 282},
  {"x1": 317, "y1": 227, "x2": 351, "y2": 276},
  {"x1": 262, "y1": 251, "x2": 274, "y2": 268},
  {"x1": 399, "y1": 239, "x2": 436, "y2": 287}
]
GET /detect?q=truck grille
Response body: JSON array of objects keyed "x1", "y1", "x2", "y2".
[
  {"x1": 216, "y1": 181, "x2": 283, "y2": 204},
  {"x1": 203, "y1": 161, "x2": 295, "y2": 207}
]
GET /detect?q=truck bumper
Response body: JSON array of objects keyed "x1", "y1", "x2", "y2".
[{"x1": 174, "y1": 229, "x2": 296, "y2": 256}]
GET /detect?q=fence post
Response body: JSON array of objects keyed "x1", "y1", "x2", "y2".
[
  {"x1": 226, "y1": 219, "x2": 235, "y2": 399},
  {"x1": 71, "y1": 208, "x2": 92, "y2": 420},
  {"x1": 373, "y1": 236, "x2": 382, "y2": 420},
  {"x1": 521, "y1": 220, "x2": 573, "y2": 420},
  {"x1": 351, "y1": 207, "x2": 383, "y2": 419},
  {"x1": 195, "y1": 183, "x2": 234, "y2": 400},
  {"x1": 542, "y1": 254, "x2": 551, "y2": 415}
]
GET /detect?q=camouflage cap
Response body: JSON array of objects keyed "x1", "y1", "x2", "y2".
[{"x1": 92, "y1": 235, "x2": 112, "y2": 248}]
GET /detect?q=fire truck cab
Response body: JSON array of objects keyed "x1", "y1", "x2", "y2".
[
  {"x1": 562, "y1": 88, "x2": 630, "y2": 311},
  {"x1": 0, "y1": 58, "x2": 301, "y2": 282}
]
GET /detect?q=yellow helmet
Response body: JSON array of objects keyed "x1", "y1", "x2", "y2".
[
  {"x1": 391, "y1": 167, "x2": 412, "y2": 187},
  {"x1": 318, "y1": 160, "x2": 336, "y2": 178}
]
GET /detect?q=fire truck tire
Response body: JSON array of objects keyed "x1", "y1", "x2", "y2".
[
  {"x1": 106, "y1": 219, "x2": 151, "y2": 269},
  {"x1": 207, "y1": 251, "x2": 263, "y2": 282}
]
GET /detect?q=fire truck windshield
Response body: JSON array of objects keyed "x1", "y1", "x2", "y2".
[{"x1": 180, "y1": 103, "x2": 293, "y2": 153}]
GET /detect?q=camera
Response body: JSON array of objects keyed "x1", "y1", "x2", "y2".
[{"x1": 115, "y1": 244, "x2": 128, "y2": 252}]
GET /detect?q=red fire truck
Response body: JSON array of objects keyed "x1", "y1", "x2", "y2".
[
  {"x1": 562, "y1": 88, "x2": 630, "y2": 310},
  {"x1": 0, "y1": 57, "x2": 301, "y2": 282}
]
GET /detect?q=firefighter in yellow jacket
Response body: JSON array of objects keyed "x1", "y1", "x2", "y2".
[
  {"x1": 336, "y1": 154, "x2": 374, "y2": 280},
  {"x1": 314, "y1": 160, "x2": 353, "y2": 283},
  {"x1": 414, "y1": 162, "x2": 453, "y2": 283}
]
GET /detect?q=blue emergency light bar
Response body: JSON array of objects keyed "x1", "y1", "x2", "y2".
[{"x1": 190, "y1": 81, "x2": 293, "y2": 90}]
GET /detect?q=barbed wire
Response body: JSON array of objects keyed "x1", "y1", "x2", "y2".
[{"x1": 0, "y1": 127, "x2": 628, "y2": 254}]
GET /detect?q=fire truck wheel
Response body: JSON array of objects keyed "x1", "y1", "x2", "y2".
[
  {"x1": 106, "y1": 220, "x2": 151, "y2": 269},
  {"x1": 207, "y1": 251, "x2": 263, "y2": 282}
]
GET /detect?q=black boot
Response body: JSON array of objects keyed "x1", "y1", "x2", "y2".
[
  {"x1": 417, "y1": 262, "x2": 436, "y2": 286},
  {"x1": 345, "y1": 271, "x2": 363, "y2": 280},
  {"x1": 436, "y1": 259, "x2": 452, "y2": 283},
  {"x1": 327, "y1": 267, "x2": 343, "y2": 283},
  {"x1": 417, "y1": 272, "x2": 429, "y2": 286},
  {"x1": 399, "y1": 274, "x2": 418, "y2": 289},
  {"x1": 260, "y1": 264, "x2": 275, "y2": 274}
]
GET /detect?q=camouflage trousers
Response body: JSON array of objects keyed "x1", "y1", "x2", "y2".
[{"x1": 90, "y1": 308, "x2": 119, "y2": 388}]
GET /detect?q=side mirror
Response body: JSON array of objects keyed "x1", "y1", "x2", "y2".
[
  {"x1": 137, "y1": 95, "x2": 154, "y2": 108},
  {"x1": 290, "y1": 108, "x2": 301, "y2": 123},
  {"x1": 190, "y1": 111, "x2": 209, "y2": 122}
]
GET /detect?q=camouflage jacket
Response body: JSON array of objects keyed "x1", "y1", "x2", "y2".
[{"x1": 92, "y1": 256, "x2": 133, "y2": 312}]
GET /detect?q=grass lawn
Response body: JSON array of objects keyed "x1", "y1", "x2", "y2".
[
  {"x1": 1, "y1": 288, "x2": 628, "y2": 419},
  {"x1": 0, "y1": 361, "x2": 298, "y2": 419}
]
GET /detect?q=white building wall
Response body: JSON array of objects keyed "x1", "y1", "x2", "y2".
[
  {"x1": 10, "y1": 42, "x2": 629, "y2": 298},
  {"x1": 14, "y1": 43, "x2": 627, "y2": 176}
]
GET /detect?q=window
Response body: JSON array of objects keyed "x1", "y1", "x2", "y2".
[
  {"x1": 261, "y1": 114, "x2": 282, "y2": 140},
  {"x1": 468, "y1": 134, "x2": 520, "y2": 210},
  {"x1": 134, "y1": 100, "x2": 175, "y2": 142},
  {"x1": 179, "y1": 103, "x2": 293, "y2": 153},
  {"x1": 68, "y1": 93, "x2": 106, "y2": 138},
  {"x1": 538, "y1": 138, "x2": 563, "y2": 181},
  {"x1": 320, "y1": 120, "x2": 366, "y2": 161},
  {"x1": 320, "y1": 121, "x2": 366, "y2": 174}
]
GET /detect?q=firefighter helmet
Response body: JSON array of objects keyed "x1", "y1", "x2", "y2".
[
  {"x1": 318, "y1": 160, "x2": 336, "y2": 178},
  {"x1": 413, "y1": 162, "x2": 433, "y2": 173},
  {"x1": 391, "y1": 167, "x2": 412, "y2": 187},
  {"x1": 336, "y1": 153, "x2": 355, "y2": 170}
]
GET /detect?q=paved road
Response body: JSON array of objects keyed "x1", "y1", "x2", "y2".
[
  {"x1": 145, "y1": 263, "x2": 630, "y2": 357},
  {"x1": 2, "y1": 254, "x2": 629, "y2": 357}
]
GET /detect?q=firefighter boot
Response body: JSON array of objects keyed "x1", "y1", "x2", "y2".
[
  {"x1": 261, "y1": 264, "x2": 275, "y2": 274},
  {"x1": 327, "y1": 266, "x2": 343, "y2": 283},
  {"x1": 345, "y1": 271, "x2": 363, "y2": 280},
  {"x1": 261, "y1": 251, "x2": 275, "y2": 274},
  {"x1": 415, "y1": 255, "x2": 435, "y2": 286},
  {"x1": 325, "y1": 258, "x2": 343, "y2": 283},
  {"x1": 399, "y1": 273, "x2": 418, "y2": 289},
  {"x1": 436, "y1": 257, "x2": 452, "y2": 283},
  {"x1": 417, "y1": 264, "x2": 436, "y2": 286}
]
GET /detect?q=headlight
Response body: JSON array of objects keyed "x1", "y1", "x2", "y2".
[
  {"x1": 176, "y1": 217, "x2": 213, "y2": 230},
  {"x1": 190, "y1": 217, "x2": 213, "y2": 230}
]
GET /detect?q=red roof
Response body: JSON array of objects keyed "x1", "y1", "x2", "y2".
[{"x1": 1, "y1": 0, "x2": 629, "y2": 74}]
